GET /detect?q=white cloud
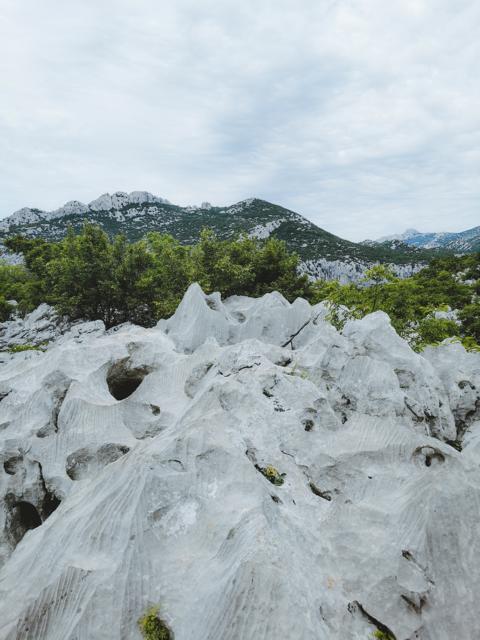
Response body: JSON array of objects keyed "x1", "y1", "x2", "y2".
[{"x1": 0, "y1": 0, "x2": 479, "y2": 240}]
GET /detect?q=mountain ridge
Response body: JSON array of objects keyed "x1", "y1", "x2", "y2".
[
  {"x1": 0, "y1": 191, "x2": 447, "y2": 282},
  {"x1": 369, "y1": 224, "x2": 480, "y2": 253}
]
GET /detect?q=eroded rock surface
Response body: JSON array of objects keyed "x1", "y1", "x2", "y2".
[{"x1": 0, "y1": 283, "x2": 479, "y2": 639}]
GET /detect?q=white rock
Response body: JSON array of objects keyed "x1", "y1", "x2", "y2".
[{"x1": 0, "y1": 287, "x2": 479, "y2": 639}]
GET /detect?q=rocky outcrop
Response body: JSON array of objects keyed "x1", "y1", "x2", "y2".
[
  {"x1": 0, "y1": 304, "x2": 103, "y2": 353},
  {"x1": 0, "y1": 285, "x2": 479, "y2": 639},
  {"x1": 300, "y1": 258, "x2": 423, "y2": 284}
]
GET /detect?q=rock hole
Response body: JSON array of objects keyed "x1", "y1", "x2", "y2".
[
  {"x1": 231, "y1": 311, "x2": 246, "y2": 323},
  {"x1": 107, "y1": 360, "x2": 151, "y2": 400},
  {"x1": 3, "y1": 455, "x2": 23, "y2": 475},
  {"x1": 303, "y1": 419, "x2": 314, "y2": 432},
  {"x1": 150, "y1": 404, "x2": 161, "y2": 415},
  {"x1": 66, "y1": 443, "x2": 130, "y2": 481},
  {"x1": 413, "y1": 446, "x2": 445, "y2": 468},
  {"x1": 271, "y1": 494, "x2": 282, "y2": 504},
  {"x1": 42, "y1": 491, "x2": 61, "y2": 519},
  {"x1": 10, "y1": 501, "x2": 42, "y2": 545},
  {"x1": 205, "y1": 297, "x2": 220, "y2": 311}
]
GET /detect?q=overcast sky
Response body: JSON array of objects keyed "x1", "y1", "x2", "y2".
[{"x1": 0, "y1": 0, "x2": 479, "y2": 241}]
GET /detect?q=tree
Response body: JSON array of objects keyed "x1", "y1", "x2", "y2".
[{"x1": 362, "y1": 265, "x2": 397, "y2": 312}]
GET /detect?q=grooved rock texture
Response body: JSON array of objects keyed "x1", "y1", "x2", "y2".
[{"x1": 0, "y1": 283, "x2": 479, "y2": 640}]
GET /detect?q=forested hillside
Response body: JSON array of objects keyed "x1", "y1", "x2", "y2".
[{"x1": 0, "y1": 193, "x2": 443, "y2": 281}]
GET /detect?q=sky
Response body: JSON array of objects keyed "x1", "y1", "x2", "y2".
[{"x1": 0, "y1": 0, "x2": 479, "y2": 241}]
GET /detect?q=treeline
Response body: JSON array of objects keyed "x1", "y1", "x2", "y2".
[
  {"x1": 1, "y1": 225, "x2": 310, "y2": 327},
  {"x1": 0, "y1": 224, "x2": 478, "y2": 351},
  {"x1": 311, "y1": 257, "x2": 480, "y2": 350}
]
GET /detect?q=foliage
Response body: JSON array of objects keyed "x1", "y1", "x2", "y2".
[
  {"x1": 3, "y1": 224, "x2": 309, "y2": 328},
  {"x1": 372, "y1": 631, "x2": 394, "y2": 640},
  {"x1": 311, "y1": 254, "x2": 480, "y2": 351},
  {"x1": 0, "y1": 263, "x2": 31, "y2": 319},
  {"x1": 138, "y1": 606, "x2": 171, "y2": 640},
  {"x1": 0, "y1": 197, "x2": 448, "y2": 268},
  {"x1": 7, "y1": 343, "x2": 44, "y2": 353},
  {"x1": 2, "y1": 227, "x2": 478, "y2": 353},
  {"x1": 259, "y1": 465, "x2": 285, "y2": 486},
  {"x1": 458, "y1": 303, "x2": 480, "y2": 343},
  {"x1": 191, "y1": 229, "x2": 310, "y2": 300}
]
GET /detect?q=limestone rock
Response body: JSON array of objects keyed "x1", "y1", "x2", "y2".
[{"x1": 0, "y1": 285, "x2": 479, "y2": 639}]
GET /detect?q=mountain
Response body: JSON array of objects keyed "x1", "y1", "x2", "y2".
[
  {"x1": 371, "y1": 225, "x2": 480, "y2": 253},
  {"x1": 0, "y1": 286, "x2": 479, "y2": 638},
  {"x1": 0, "y1": 191, "x2": 443, "y2": 282}
]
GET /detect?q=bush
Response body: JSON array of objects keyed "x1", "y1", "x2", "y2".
[
  {"x1": 311, "y1": 254, "x2": 480, "y2": 351},
  {"x1": 138, "y1": 607, "x2": 171, "y2": 640},
  {"x1": 259, "y1": 465, "x2": 285, "y2": 486},
  {"x1": 5, "y1": 224, "x2": 310, "y2": 328},
  {"x1": 372, "y1": 631, "x2": 394, "y2": 640}
]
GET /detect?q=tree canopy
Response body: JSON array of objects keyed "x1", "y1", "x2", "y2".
[
  {"x1": 311, "y1": 255, "x2": 480, "y2": 350},
  {"x1": 1, "y1": 226, "x2": 478, "y2": 352},
  {"x1": 2, "y1": 224, "x2": 310, "y2": 327}
]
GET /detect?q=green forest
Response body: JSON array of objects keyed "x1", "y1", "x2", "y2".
[{"x1": 0, "y1": 224, "x2": 479, "y2": 352}]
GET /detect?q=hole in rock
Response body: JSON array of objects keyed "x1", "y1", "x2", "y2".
[
  {"x1": 413, "y1": 446, "x2": 445, "y2": 468},
  {"x1": 3, "y1": 455, "x2": 23, "y2": 475},
  {"x1": 231, "y1": 311, "x2": 246, "y2": 323},
  {"x1": 107, "y1": 361, "x2": 151, "y2": 401},
  {"x1": 303, "y1": 419, "x2": 314, "y2": 432},
  {"x1": 10, "y1": 501, "x2": 42, "y2": 545},
  {"x1": 205, "y1": 297, "x2": 220, "y2": 311},
  {"x1": 42, "y1": 491, "x2": 61, "y2": 518},
  {"x1": 66, "y1": 443, "x2": 130, "y2": 481}
]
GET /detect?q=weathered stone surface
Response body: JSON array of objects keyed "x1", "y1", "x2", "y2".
[{"x1": 0, "y1": 284, "x2": 479, "y2": 639}]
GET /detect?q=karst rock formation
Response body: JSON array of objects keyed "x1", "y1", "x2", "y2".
[{"x1": 0, "y1": 284, "x2": 479, "y2": 639}]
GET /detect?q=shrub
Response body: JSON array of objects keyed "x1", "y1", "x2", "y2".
[
  {"x1": 6, "y1": 224, "x2": 310, "y2": 328},
  {"x1": 138, "y1": 606, "x2": 171, "y2": 640},
  {"x1": 373, "y1": 630, "x2": 394, "y2": 640},
  {"x1": 259, "y1": 465, "x2": 285, "y2": 486}
]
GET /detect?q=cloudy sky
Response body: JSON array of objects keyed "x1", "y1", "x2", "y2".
[{"x1": 0, "y1": 0, "x2": 479, "y2": 240}]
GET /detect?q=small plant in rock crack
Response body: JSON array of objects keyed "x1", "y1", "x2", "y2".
[
  {"x1": 7, "y1": 343, "x2": 45, "y2": 353},
  {"x1": 372, "y1": 630, "x2": 394, "y2": 640},
  {"x1": 259, "y1": 465, "x2": 285, "y2": 486},
  {"x1": 138, "y1": 606, "x2": 172, "y2": 640},
  {"x1": 287, "y1": 363, "x2": 309, "y2": 380}
]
